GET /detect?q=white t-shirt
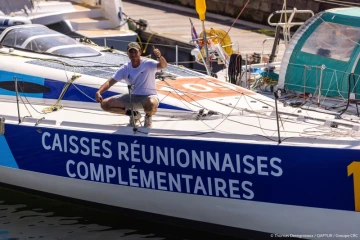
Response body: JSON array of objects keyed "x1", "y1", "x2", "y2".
[{"x1": 112, "y1": 58, "x2": 158, "y2": 95}]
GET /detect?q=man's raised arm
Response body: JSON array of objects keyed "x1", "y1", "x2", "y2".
[{"x1": 152, "y1": 46, "x2": 167, "y2": 70}]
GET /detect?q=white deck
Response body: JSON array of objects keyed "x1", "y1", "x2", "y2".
[{"x1": 2, "y1": 92, "x2": 360, "y2": 150}]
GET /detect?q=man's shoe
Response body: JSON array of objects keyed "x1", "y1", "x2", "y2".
[
  {"x1": 129, "y1": 112, "x2": 141, "y2": 126},
  {"x1": 144, "y1": 115, "x2": 152, "y2": 128}
]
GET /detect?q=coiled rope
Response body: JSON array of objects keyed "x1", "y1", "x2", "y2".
[{"x1": 228, "y1": 54, "x2": 242, "y2": 84}]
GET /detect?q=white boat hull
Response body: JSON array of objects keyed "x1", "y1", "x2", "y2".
[
  {"x1": 1, "y1": 122, "x2": 360, "y2": 239},
  {"x1": 1, "y1": 23, "x2": 360, "y2": 240},
  {"x1": 0, "y1": 162, "x2": 358, "y2": 240}
]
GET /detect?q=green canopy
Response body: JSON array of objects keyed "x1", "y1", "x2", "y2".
[{"x1": 278, "y1": 7, "x2": 360, "y2": 99}]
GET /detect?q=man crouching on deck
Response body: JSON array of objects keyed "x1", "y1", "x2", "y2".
[{"x1": 95, "y1": 42, "x2": 168, "y2": 128}]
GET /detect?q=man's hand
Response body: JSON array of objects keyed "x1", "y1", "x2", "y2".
[
  {"x1": 153, "y1": 46, "x2": 167, "y2": 69},
  {"x1": 153, "y1": 46, "x2": 161, "y2": 58},
  {"x1": 95, "y1": 91, "x2": 103, "y2": 103}
]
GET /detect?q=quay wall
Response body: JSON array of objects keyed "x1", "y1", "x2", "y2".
[{"x1": 151, "y1": 0, "x2": 360, "y2": 24}]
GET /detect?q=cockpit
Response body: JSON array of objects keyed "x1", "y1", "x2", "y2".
[{"x1": 0, "y1": 25, "x2": 100, "y2": 57}]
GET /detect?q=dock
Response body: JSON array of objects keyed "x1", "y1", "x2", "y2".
[{"x1": 122, "y1": 0, "x2": 285, "y2": 69}]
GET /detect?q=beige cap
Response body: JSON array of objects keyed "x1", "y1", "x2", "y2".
[{"x1": 127, "y1": 42, "x2": 141, "y2": 52}]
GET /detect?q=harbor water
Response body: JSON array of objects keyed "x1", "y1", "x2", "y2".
[{"x1": 0, "y1": 186, "x2": 239, "y2": 240}]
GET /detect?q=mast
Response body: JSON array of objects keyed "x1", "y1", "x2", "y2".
[{"x1": 195, "y1": 0, "x2": 211, "y2": 76}]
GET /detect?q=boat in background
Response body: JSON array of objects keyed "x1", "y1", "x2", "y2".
[
  {"x1": 0, "y1": 7, "x2": 360, "y2": 240},
  {"x1": 0, "y1": 0, "x2": 137, "y2": 51}
]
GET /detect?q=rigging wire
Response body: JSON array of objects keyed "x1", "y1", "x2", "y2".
[
  {"x1": 220, "y1": 0, "x2": 251, "y2": 44},
  {"x1": 199, "y1": 76, "x2": 276, "y2": 109},
  {"x1": 161, "y1": 81, "x2": 205, "y2": 110},
  {"x1": 211, "y1": 94, "x2": 243, "y2": 131},
  {"x1": 3, "y1": 31, "x2": 360, "y2": 139}
]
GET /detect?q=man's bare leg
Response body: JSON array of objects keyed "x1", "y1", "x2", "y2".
[
  {"x1": 142, "y1": 97, "x2": 158, "y2": 116},
  {"x1": 142, "y1": 97, "x2": 158, "y2": 128},
  {"x1": 101, "y1": 97, "x2": 142, "y2": 126},
  {"x1": 100, "y1": 98, "x2": 126, "y2": 114}
]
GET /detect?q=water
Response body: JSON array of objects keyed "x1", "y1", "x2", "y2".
[{"x1": 0, "y1": 187, "x2": 236, "y2": 240}]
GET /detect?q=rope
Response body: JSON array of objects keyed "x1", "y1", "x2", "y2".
[
  {"x1": 17, "y1": 81, "x2": 33, "y2": 117},
  {"x1": 228, "y1": 54, "x2": 242, "y2": 84},
  {"x1": 253, "y1": 71, "x2": 279, "y2": 90},
  {"x1": 71, "y1": 83, "x2": 96, "y2": 102},
  {"x1": 42, "y1": 74, "x2": 81, "y2": 113},
  {"x1": 220, "y1": 0, "x2": 251, "y2": 44}
]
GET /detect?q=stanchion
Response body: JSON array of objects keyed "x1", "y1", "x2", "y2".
[
  {"x1": 273, "y1": 91, "x2": 282, "y2": 144},
  {"x1": 127, "y1": 84, "x2": 137, "y2": 133},
  {"x1": 14, "y1": 77, "x2": 21, "y2": 124}
]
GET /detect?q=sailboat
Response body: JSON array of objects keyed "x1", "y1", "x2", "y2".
[
  {"x1": 0, "y1": 3, "x2": 360, "y2": 239},
  {"x1": 0, "y1": 0, "x2": 137, "y2": 51}
]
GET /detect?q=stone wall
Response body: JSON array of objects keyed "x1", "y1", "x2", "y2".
[{"x1": 153, "y1": 0, "x2": 360, "y2": 24}]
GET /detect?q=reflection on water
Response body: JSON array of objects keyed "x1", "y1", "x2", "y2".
[{"x1": 0, "y1": 187, "x2": 231, "y2": 240}]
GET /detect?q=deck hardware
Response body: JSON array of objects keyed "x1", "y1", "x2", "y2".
[
  {"x1": 324, "y1": 120, "x2": 338, "y2": 128},
  {"x1": 297, "y1": 115, "x2": 305, "y2": 122},
  {"x1": 35, "y1": 117, "x2": 45, "y2": 126}
]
